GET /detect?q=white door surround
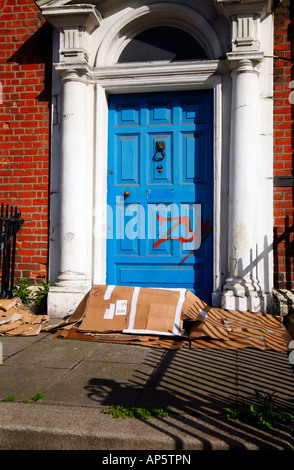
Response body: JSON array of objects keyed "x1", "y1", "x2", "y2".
[{"x1": 36, "y1": 0, "x2": 274, "y2": 317}]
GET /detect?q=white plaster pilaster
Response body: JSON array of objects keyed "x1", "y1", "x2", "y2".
[
  {"x1": 222, "y1": 53, "x2": 265, "y2": 311},
  {"x1": 218, "y1": 0, "x2": 272, "y2": 312},
  {"x1": 42, "y1": 5, "x2": 101, "y2": 317},
  {"x1": 47, "y1": 64, "x2": 94, "y2": 317}
]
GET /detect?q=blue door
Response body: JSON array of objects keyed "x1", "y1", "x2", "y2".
[{"x1": 107, "y1": 90, "x2": 213, "y2": 302}]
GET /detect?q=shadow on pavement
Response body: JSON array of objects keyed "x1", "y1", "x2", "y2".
[{"x1": 85, "y1": 346, "x2": 294, "y2": 450}]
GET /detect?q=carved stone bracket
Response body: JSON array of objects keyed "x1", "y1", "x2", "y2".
[
  {"x1": 231, "y1": 13, "x2": 260, "y2": 51},
  {"x1": 216, "y1": 0, "x2": 271, "y2": 53},
  {"x1": 41, "y1": 5, "x2": 102, "y2": 65}
]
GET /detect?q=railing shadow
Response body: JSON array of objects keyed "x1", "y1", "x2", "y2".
[
  {"x1": 84, "y1": 345, "x2": 294, "y2": 450},
  {"x1": 274, "y1": 213, "x2": 294, "y2": 290}
]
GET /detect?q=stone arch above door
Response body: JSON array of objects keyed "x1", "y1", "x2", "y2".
[{"x1": 94, "y1": 3, "x2": 224, "y2": 67}]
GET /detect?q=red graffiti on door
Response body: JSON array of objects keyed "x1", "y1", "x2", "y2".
[{"x1": 154, "y1": 214, "x2": 212, "y2": 264}]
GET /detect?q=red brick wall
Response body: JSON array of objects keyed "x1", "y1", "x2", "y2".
[
  {"x1": 273, "y1": 0, "x2": 294, "y2": 290},
  {"x1": 0, "y1": 0, "x2": 52, "y2": 284}
]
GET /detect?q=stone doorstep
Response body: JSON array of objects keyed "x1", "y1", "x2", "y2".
[{"x1": 272, "y1": 289, "x2": 294, "y2": 318}]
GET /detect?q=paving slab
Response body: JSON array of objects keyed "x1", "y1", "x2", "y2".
[
  {"x1": 0, "y1": 332, "x2": 293, "y2": 450},
  {"x1": 237, "y1": 349, "x2": 294, "y2": 411},
  {"x1": 41, "y1": 359, "x2": 158, "y2": 407},
  {"x1": 0, "y1": 364, "x2": 67, "y2": 402},
  {"x1": 2, "y1": 335, "x2": 97, "y2": 369},
  {"x1": 136, "y1": 348, "x2": 238, "y2": 414},
  {"x1": 0, "y1": 334, "x2": 44, "y2": 359}
]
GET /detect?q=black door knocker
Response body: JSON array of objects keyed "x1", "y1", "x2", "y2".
[{"x1": 154, "y1": 141, "x2": 166, "y2": 161}]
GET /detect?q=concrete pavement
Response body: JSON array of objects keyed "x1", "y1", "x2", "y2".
[{"x1": 0, "y1": 325, "x2": 294, "y2": 451}]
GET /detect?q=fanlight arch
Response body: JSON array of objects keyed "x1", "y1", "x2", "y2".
[
  {"x1": 117, "y1": 26, "x2": 208, "y2": 63},
  {"x1": 94, "y1": 3, "x2": 223, "y2": 67}
]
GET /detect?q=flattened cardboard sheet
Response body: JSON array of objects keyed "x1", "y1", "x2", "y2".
[
  {"x1": 123, "y1": 287, "x2": 185, "y2": 336},
  {"x1": 181, "y1": 290, "x2": 210, "y2": 322},
  {"x1": 42, "y1": 291, "x2": 90, "y2": 332},
  {"x1": 0, "y1": 304, "x2": 49, "y2": 337},
  {"x1": 40, "y1": 285, "x2": 292, "y2": 352},
  {"x1": 53, "y1": 324, "x2": 186, "y2": 350},
  {"x1": 0, "y1": 297, "x2": 22, "y2": 311},
  {"x1": 187, "y1": 307, "x2": 292, "y2": 352},
  {"x1": 187, "y1": 308, "x2": 229, "y2": 341},
  {"x1": 77, "y1": 285, "x2": 135, "y2": 333}
]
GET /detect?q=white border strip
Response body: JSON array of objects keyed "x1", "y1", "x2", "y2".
[
  {"x1": 126, "y1": 286, "x2": 141, "y2": 331},
  {"x1": 104, "y1": 285, "x2": 116, "y2": 300},
  {"x1": 172, "y1": 288, "x2": 186, "y2": 335},
  {"x1": 123, "y1": 329, "x2": 178, "y2": 337}
]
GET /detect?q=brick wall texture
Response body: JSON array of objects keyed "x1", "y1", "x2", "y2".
[
  {"x1": 0, "y1": 0, "x2": 293, "y2": 291},
  {"x1": 0, "y1": 0, "x2": 52, "y2": 284},
  {"x1": 273, "y1": 1, "x2": 294, "y2": 290}
]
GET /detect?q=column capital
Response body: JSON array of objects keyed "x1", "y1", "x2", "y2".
[
  {"x1": 54, "y1": 62, "x2": 94, "y2": 85},
  {"x1": 227, "y1": 51, "x2": 264, "y2": 74}
]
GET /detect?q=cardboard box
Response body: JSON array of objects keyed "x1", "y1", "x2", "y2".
[{"x1": 77, "y1": 285, "x2": 186, "y2": 336}]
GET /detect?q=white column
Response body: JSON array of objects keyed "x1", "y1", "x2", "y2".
[
  {"x1": 48, "y1": 65, "x2": 92, "y2": 317},
  {"x1": 222, "y1": 53, "x2": 265, "y2": 311},
  {"x1": 39, "y1": 5, "x2": 101, "y2": 317}
]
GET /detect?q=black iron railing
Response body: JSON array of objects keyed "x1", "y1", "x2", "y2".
[{"x1": 0, "y1": 203, "x2": 23, "y2": 299}]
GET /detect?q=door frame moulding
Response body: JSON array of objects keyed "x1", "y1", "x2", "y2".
[
  {"x1": 36, "y1": 0, "x2": 273, "y2": 316},
  {"x1": 92, "y1": 60, "x2": 225, "y2": 305}
]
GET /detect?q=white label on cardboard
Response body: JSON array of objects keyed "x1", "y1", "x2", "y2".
[
  {"x1": 199, "y1": 310, "x2": 208, "y2": 318},
  {"x1": 104, "y1": 303, "x2": 115, "y2": 320},
  {"x1": 115, "y1": 300, "x2": 128, "y2": 316},
  {"x1": 266, "y1": 329, "x2": 273, "y2": 334}
]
